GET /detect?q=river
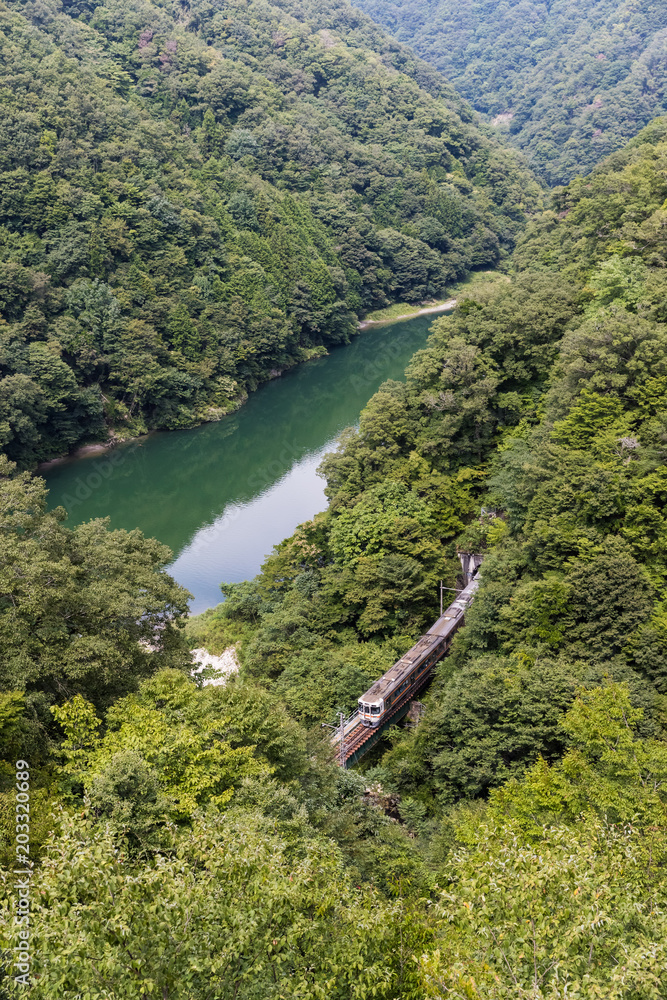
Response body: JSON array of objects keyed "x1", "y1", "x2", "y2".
[{"x1": 43, "y1": 315, "x2": 436, "y2": 613}]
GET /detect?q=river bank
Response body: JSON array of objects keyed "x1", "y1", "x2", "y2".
[
  {"x1": 35, "y1": 350, "x2": 330, "y2": 472},
  {"x1": 358, "y1": 297, "x2": 457, "y2": 330},
  {"x1": 43, "y1": 313, "x2": 438, "y2": 613},
  {"x1": 37, "y1": 301, "x2": 460, "y2": 473},
  {"x1": 36, "y1": 436, "x2": 141, "y2": 472}
]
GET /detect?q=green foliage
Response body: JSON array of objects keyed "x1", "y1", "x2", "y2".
[
  {"x1": 490, "y1": 682, "x2": 667, "y2": 829},
  {"x1": 320, "y1": 272, "x2": 578, "y2": 504},
  {"x1": 587, "y1": 253, "x2": 649, "y2": 311},
  {"x1": 0, "y1": 784, "x2": 57, "y2": 869},
  {"x1": 0, "y1": 667, "x2": 432, "y2": 997},
  {"x1": 0, "y1": 0, "x2": 540, "y2": 467},
  {"x1": 0, "y1": 457, "x2": 191, "y2": 709},
  {"x1": 422, "y1": 818, "x2": 667, "y2": 999},
  {"x1": 0, "y1": 691, "x2": 25, "y2": 751},
  {"x1": 50, "y1": 669, "x2": 312, "y2": 826},
  {"x1": 356, "y1": 0, "x2": 667, "y2": 184},
  {"x1": 51, "y1": 694, "x2": 102, "y2": 781},
  {"x1": 0, "y1": 807, "x2": 411, "y2": 999},
  {"x1": 329, "y1": 480, "x2": 436, "y2": 567},
  {"x1": 513, "y1": 117, "x2": 667, "y2": 279},
  {"x1": 417, "y1": 684, "x2": 667, "y2": 997},
  {"x1": 380, "y1": 656, "x2": 577, "y2": 805},
  {"x1": 551, "y1": 389, "x2": 625, "y2": 448},
  {"x1": 85, "y1": 750, "x2": 166, "y2": 845}
]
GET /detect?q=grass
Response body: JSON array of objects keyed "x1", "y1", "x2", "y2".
[
  {"x1": 362, "y1": 270, "x2": 509, "y2": 323},
  {"x1": 362, "y1": 300, "x2": 446, "y2": 323},
  {"x1": 184, "y1": 606, "x2": 252, "y2": 654}
]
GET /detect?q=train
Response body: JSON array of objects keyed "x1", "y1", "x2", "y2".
[{"x1": 357, "y1": 572, "x2": 480, "y2": 728}]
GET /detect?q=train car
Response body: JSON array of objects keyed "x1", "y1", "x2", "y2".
[{"x1": 357, "y1": 573, "x2": 480, "y2": 728}]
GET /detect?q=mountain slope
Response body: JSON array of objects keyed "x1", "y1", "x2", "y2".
[
  {"x1": 189, "y1": 115, "x2": 667, "y2": 994},
  {"x1": 0, "y1": 0, "x2": 540, "y2": 467},
  {"x1": 4, "y1": 109, "x2": 667, "y2": 1000},
  {"x1": 355, "y1": 0, "x2": 667, "y2": 184}
]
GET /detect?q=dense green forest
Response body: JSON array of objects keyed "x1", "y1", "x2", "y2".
[
  {"x1": 4, "y1": 0, "x2": 667, "y2": 994},
  {"x1": 190, "y1": 115, "x2": 667, "y2": 994},
  {"x1": 0, "y1": 0, "x2": 541, "y2": 468},
  {"x1": 355, "y1": 0, "x2": 667, "y2": 184},
  {"x1": 4, "y1": 107, "x2": 667, "y2": 995}
]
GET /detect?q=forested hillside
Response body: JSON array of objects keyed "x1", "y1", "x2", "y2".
[
  {"x1": 0, "y1": 0, "x2": 540, "y2": 468},
  {"x1": 192, "y1": 116, "x2": 667, "y2": 994},
  {"x1": 6, "y1": 0, "x2": 667, "y2": 994},
  {"x1": 3, "y1": 116, "x2": 667, "y2": 998},
  {"x1": 355, "y1": 0, "x2": 667, "y2": 184}
]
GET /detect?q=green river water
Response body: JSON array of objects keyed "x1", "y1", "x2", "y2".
[{"x1": 44, "y1": 315, "x2": 436, "y2": 613}]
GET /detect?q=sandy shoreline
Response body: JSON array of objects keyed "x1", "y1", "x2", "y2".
[
  {"x1": 358, "y1": 298, "x2": 457, "y2": 330},
  {"x1": 36, "y1": 435, "x2": 143, "y2": 472}
]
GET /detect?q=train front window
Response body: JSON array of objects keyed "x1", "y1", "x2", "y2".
[{"x1": 371, "y1": 705, "x2": 381, "y2": 715}]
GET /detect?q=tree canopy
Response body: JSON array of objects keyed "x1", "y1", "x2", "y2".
[
  {"x1": 0, "y1": 0, "x2": 540, "y2": 467},
  {"x1": 5, "y1": 9, "x2": 667, "y2": 997},
  {"x1": 355, "y1": 0, "x2": 667, "y2": 184}
]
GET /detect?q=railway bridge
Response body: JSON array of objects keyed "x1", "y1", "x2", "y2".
[{"x1": 329, "y1": 557, "x2": 482, "y2": 767}]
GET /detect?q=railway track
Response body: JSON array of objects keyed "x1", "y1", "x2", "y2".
[
  {"x1": 330, "y1": 668, "x2": 436, "y2": 766},
  {"x1": 329, "y1": 562, "x2": 482, "y2": 767}
]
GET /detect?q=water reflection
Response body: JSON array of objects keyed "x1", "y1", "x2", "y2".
[{"x1": 44, "y1": 315, "x2": 435, "y2": 612}]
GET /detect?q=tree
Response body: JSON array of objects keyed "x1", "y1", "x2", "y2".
[
  {"x1": 381, "y1": 656, "x2": 576, "y2": 803},
  {"x1": 166, "y1": 303, "x2": 201, "y2": 359},
  {"x1": 0, "y1": 807, "x2": 408, "y2": 999},
  {"x1": 417, "y1": 687, "x2": 667, "y2": 998},
  {"x1": 563, "y1": 540, "x2": 654, "y2": 660},
  {"x1": 421, "y1": 817, "x2": 667, "y2": 999},
  {"x1": 0, "y1": 457, "x2": 191, "y2": 709},
  {"x1": 491, "y1": 682, "x2": 667, "y2": 828},
  {"x1": 329, "y1": 480, "x2": 436, "y2": 567}
]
